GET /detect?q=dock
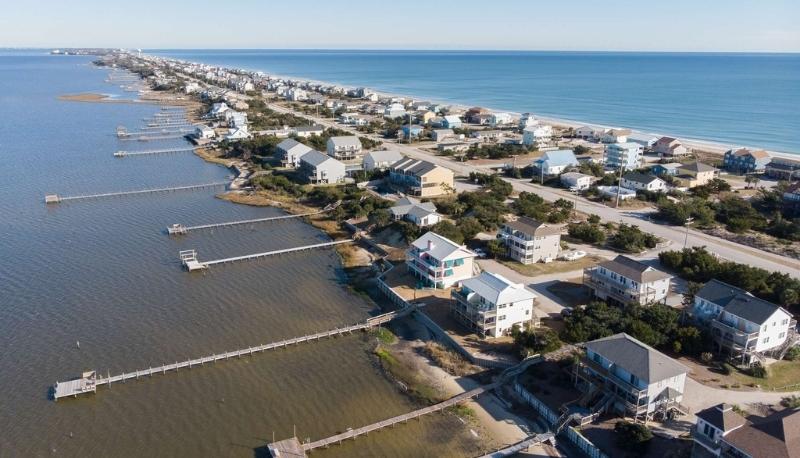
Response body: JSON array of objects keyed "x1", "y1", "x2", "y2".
[
  {"x1": 44, "y1": 181, "x2": 228, "y2": 204},
  {"x1": 302, "y1": 385, "x2": 494, "y2": 452},
  {"x1": 180, "y1": 239, "x2": 354, "y2": 271},
  {"x1": 167, "y1": 211, "x2": 324, "y2": 235},
  {"x1": 53, "y1": 310, "x2": 407, "y2": 400},
  {"x1": 478, "y1": 433, "x2": 557, "y2": 458},
  {"x1": 114, "y1": 147, "x2": 196, "y2": 158}
]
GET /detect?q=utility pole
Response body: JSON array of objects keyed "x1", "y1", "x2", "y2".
[
  {"x1": 615, "y1": 161, "x2": 625, "y2": 208},
  {"x1": 683, "y1": 217, "x2": 694, "y2": 248}
]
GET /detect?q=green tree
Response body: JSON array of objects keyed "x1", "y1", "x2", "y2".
[
  {"x1": 430, "y1": 221, "x2": 464, "y2": 244},
  {"x1": 614, "y1": 421, "x2": 653, "y2": 455}
]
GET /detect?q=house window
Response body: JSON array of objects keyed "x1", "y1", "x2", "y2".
[
  {"x1": 763, "y1": 337, "x2": 770, "y2": 344},
  {"x1": 782, "y1": 319, "x2": 789, "y2": 325},
  {"x1": 779, "y1": 332, "x2": 786, "y2": 339},
  {"x1": 499, "y1": 315, "x2": 506, "y2": 321}
]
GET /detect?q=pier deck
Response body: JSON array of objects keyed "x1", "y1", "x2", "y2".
[
  {"x1": 45, "y1": 181, "x2": 228, "y2": 204},
  {"x1": 114, "y1": 147, "x2": 196, "y2": 158},
  {"x1": 478, "y1": 433, "x2": 557, "y2": 458},
  {"x1": 180, "y1": 239, "x2": 354, "y2": 270},
  {"x1": 53, "y1": 310, "x2": 406, "y2": 400},
  {"x1": 167, "y1": 210, "x2": 323, "y2": 235}
]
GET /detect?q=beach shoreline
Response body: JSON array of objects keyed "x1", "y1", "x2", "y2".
[{"x1": 154, "y1": 53, "x2": 798, "y2": 159}]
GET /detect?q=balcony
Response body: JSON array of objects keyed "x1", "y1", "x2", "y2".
[
  {"x1": 583, "y1": 270, "x2": 657, "y2": 304},
  {"x1": 710, "y1": 320, "x2": 759, "y2": 350},
  {"x1": 691, "y1": 426, "x2": 721, "y2": 454}
]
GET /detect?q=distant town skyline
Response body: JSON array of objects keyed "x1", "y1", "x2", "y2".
[{"x1": 1, "y1": 0, "x2": 799, "y2": 52}]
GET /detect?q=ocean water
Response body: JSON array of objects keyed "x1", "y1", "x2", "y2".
[
  {"x1": 153, "y1": 49, "x2": 800, "y2": 154},
  {"x1": 0, "y1": 52, "x2": 482, "y2": 457}
]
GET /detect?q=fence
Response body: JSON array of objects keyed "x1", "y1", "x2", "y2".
[{"x1": 514, "y1": 382, "x2": 609, "y2": 458}]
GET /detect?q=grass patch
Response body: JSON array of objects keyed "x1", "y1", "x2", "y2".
[
  {"x1": 447, "y1": 403, "x2": 477, "y2": 422},
  {"x1": 422, "y1": 342, "x2": 474, "y2": 376},
  {"x1": 731, "y1": 361, "x2": 800, "y2": 391},
  {"x1": 499, "y1": 255, "x2": 602, "y2": 277},
  {"x1": 373, "y1": 344, "x2": 444, "y2": 405},
  {"x1": 371, "y1": 327, "x2": 397, "y2": 345}
]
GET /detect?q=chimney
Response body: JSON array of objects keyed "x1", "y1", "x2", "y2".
[{"x1": 427, "y1": 240, "x2": 435, "y2": 251}]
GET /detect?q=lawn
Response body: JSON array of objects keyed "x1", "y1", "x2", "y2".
[
  {"x1": 732, "y1": 360, "x2": 800, "y2": 391},
  {"x1": 499, "y1": 255, "x2": 602, "y2": 277}
]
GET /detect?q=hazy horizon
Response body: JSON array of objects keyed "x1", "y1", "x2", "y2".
[{"x1": 2, "y1": 0, "x2": 798, "y2": 53}]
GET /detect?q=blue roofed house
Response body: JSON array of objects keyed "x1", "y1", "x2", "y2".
[
  {"x1": 401, "y1": 124, "x2": 425, "y2": 139},
  {"x1": 534, "y1": 150, "x2": 579, "y2": 175},
  {"x1": 651, "y1": 163, "x2": 683, "y2": 176}
]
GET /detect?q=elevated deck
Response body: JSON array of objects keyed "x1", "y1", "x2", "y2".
[
  {"x1": 167, "y1": 210, "x2": 324, "y2": 235},
  {"x1": 181, "y1": 239, "x2": 354, "y2": 271}
]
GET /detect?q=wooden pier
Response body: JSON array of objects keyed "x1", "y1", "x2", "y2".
[
  {"x1": 167, "y1": 210, "x2": 324, "y2": 235},
  {"x1": 302, "y1": 385, "x2": 495, "y2": 452},
  {"x1": 53, "y1": 310, "x2": 407, "y2": 400},
  {"x1": 44, "y1": 182, "x2": 228, "y2": 204},
  {"x1": 180, "y1": 239, "x2": 355, "y2": 271},
  {"x1": 478, "y1": 433, "x2": 556, "y2": 458},
  {"x1": 114, "y1": 147, "x2": 196, "y2": 158}
]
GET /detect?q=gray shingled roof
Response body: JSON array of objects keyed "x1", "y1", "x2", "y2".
[
  {"x1": 696, "y1": 404, "x2": 747, "y2": 433},
  {"x1": 723, "y1": 294, "x2": 785, "y2": 325},
  {"x1": 622, "y1": 171, "x2": 661, "y2": 185},
  {"x1": 585, "y1": 333, "x2": 688, "y2": 384},
  {"x1": 696, "y1": 280, "x2": 749, "y2": 308},
  {"x1": 679, "y1": 161, "x2": 717, "y2": 173},
  {"x1": 597, "y1": 255, "x2": 672, "y2": 283},
  {"x1": 301, "y1": 150, "x2": 334, "y2": 167},
  {"x1": 722, "y1": 409, "x2": 800, "y2": 458},
  {"x1": 503, "y1": 217, "x2": 562, "y2": 237}
]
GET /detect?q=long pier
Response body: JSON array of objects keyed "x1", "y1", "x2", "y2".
[
  {"x1": 167, "y1": 211, "x2": 324, "y2": 235},
  {"x1": 45, "y1": 182, "x2": 228, "y2": 204},
  {"x1": 114, "y1": 147, "x2": 197, "y2": 158},
  {"x1": 53, "y1": 310, "x2": 407, "y2": 400},
  {"x1": 119, "y1": 133, "x2": 190, "y2": 142},
  {"x1": 303, "y1": 385, "x2": 495, "y2": 451},
  {"x1": 180, "y1": 239, "x2": 354, "y2": 271}
]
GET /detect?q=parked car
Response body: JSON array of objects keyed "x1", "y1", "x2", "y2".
[{"x1": 559, "y1": 250, "x2": 586, "y2": 261}]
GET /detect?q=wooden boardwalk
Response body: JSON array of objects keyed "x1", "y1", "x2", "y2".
[
  {"x1": 478, "y1": 433, "x2": 556, "y2": 458},
  {"x1": 53, "y1": 310, "x2": 407, "y2": 400},
  {"x1": 181, "y1": 239, "x2": 354, "y2": 270},
  {"x1": 303, "y1": 384, "x2": 495, "y2": 451},
  {"x1": 45, "y1": 181, "x2": 228, "y2": 204},
  {"x1": 167, "y1": 211, "x2": 325, "y2": 235},
  {"x1": 114, "y1": 147, "x2": 197, "y2": 158}
]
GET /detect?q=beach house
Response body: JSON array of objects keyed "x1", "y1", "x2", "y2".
[
  {"x1": 290, "y1": 125, "x2": 324, "y2": 138},
  {"x1": 691, "y1": 404, "x2": 748, "y2": 457},
  {"x1": 277, "y1": 138, "x2": 314, "y2": 168},
  {"x1": 620, "y1": 172, "x2": 667, "y2": 192},
  {"x1": 533, "y1": 149, "x2": 579, "y2": 175},
  {"x1": 522, "y1": 125, "x2": 553, "y2": 147},
  {"x1": 432, "y1": 129, "x2": 455, "y2": 142},
  {"x1": 519, "y1": 113, "x2": 538, "y2": 130},
  {"x1": 498, "y1": 217, "x2": 562, "y2": 264},
  {"x1": 451, "y1": 272, "x2": 537, "y2": 338},
  {"x1": 583, "y1": 255, "x2": 672, "y2": 305},
  {"x1": 299, "y1": 150, "x2": 346, "y2": 184},
  {"x1": 401, "y1": 124, "x2": 424, "y2": 139},
  {"x1": 384, "y1": 103, "x2": 407, "y2": 119},
  {"x1": 711, "y1": 408, "x2": 800, "y2": 458},
  {"x1": 575, "y1": 126, "x2": 598, "y2": 140},
  {"x1": 442, "y1": 115, "x2": 463, "y2": 129},
  {"x1": 194, "y1": 125, "x2": 215, "y2": 140},
  {"x1": 389, "y1": 158, "x2": 455, "y2": 197},
  {"x1": 390, "y1": 197, "x2": 441, "y2": 227},
  {"x1": 673, "y1": 162, "x2": 719, "y2": 188},
  {"x1": 224, "y1": 127, "x2": 251, "y2": 141},
  {"x1": 722, "y1": 148, "x2": 771, "y2": 174},
  {"x1": 406, "y1": 232, "x2": 477, "y2": 288},
  {"x1": 574, "y1": 333, "x2": 689, "y2": 423},
  {"x1": 601, "y1": 128, "x2": 631, "y2": 144},
  {"x1": 326, "y1": 136, "x2": 362, "y2": 161},
  {"x1": 693, "y1": 279, "x2": 796, "y2": 365},
  {"x1": 363, "y1": 150, "x2": 404, "y2": 171},
  {"x1": 653, "y1": 136, "x2": 689, "y2": 157},
  {"x1": 604, "y1": 142, "x2": 643, "y2": 169},
  {"x1": 651, "y1": 163, "x2": 682, "y2": 176},
  {"x1": 560, "y1": 172, "x2": 596, "y2": 191},
  {"x1": 765, "y1": 157, "x2": 800, "y2": 181},
  {"x1": 489, "y1": 112, "x2": 514, "y2": 127}
]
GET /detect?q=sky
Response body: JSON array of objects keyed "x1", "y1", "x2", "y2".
[{"x1": 1, "y1": 0, "x2": 798, "y2": 52}]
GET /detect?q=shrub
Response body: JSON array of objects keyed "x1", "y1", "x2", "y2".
[
  {"x1": 568, "y1": 222, "x2": 606, "y2": 244},
  {"x1": 614, "y1": 421, "x2": 653, "y2": 453},
  {"x1": 785, "y1": 346, "x2": 800, "y2": 361},
  {"x1": 748, "y1": 365, "x2": 768, "y2": 379},
  {"x1": 700, "y1": 352, "x2": 714, "y2": 364},
  {"x1": 781, "y1": 395, "x2": 800, "y2": 409}
]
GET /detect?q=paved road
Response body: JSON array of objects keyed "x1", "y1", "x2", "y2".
[{"x1": 267, "y1": 102, "x2": 800, "y2": 277}]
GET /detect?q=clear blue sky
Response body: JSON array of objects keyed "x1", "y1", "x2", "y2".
[{"x1": 2, "y1": 0, "x2": 798, "y2": 52}]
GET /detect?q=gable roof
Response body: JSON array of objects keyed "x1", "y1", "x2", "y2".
[
  {"x1": 277, "y1": 138, "x2": 313, "y2": 155},
  {"x1": 327, "y1": 136, "x2": 361, "y2": 149},
  {"x1": 678, "y1": 161, "x2": 717, "y2": 173},
  {"x1": 410, "y1": 231, "x2": 476, "y2": 262},
  {"x1": 696, "y1": 404, "x2": 747, "y2": 433},
  {"x1": 728, "y1": 148, "x2": 771, "y2": 160},
  {"x1": 597, "y1": 255, "x2": 672, "y2": 283},
  {"x1": 723, "y1": 294, "x2": 788, "y2": 325},
  {"x1": 696, "y1": 279, "x2": 750, "y2": 308},
  {"x1": 722, "y1": 408, "x2": 800, "y2": 458},
  {"x1": 461, "y1": 271, "x2": 536, "y2": 306},
  {"x1": 504, "y1": 216, "x2": 562, "y2": 237},
  {"x1": 585, "y1": 333, "x2": 688, "y2": 383},
  {"x1": 301, "y1": 150, "x2": 337, "y2": 167},
  {"x1": 622, "y1": 172, "x2": 662, "y2": 185},
  {"x1": 537, "y1": 150, "x2": 578, "y2": 167},
  {"x1": 390, "y1": 158, "x2": 442, "y2": 177},
  {"x1": 391, "y1": 196, "x2": 437, "y2": 218},
  {"x1": 365, "y1": 149, "x2": 403, "y2": 164}
]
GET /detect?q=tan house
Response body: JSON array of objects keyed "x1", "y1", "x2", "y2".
[
  {"x1": 674, "y1": 161, "x2": 719, "y2": 188},
  {"x1": 389, "y1": 158, "x2": 455, "y2": 197}
]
